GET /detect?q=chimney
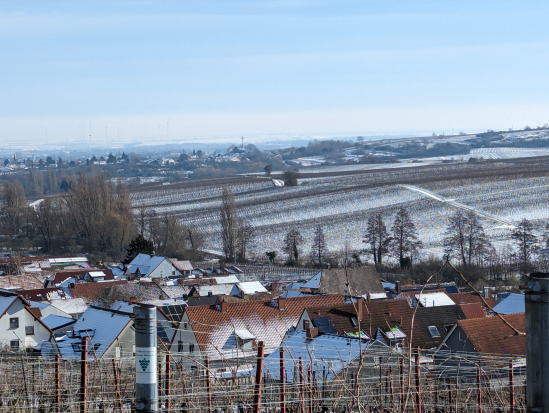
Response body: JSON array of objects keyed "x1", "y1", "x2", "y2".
[
  {"x1": 357, "y1": 300, "x2": 363, "y2": 322},
  {"x1": 395, "y1": 281, "x2": 401, "y2": 295},
  {"x1": 306, "y1": 327, "x2": 318, "y2": 339},
  {"x1": 208, "y1": 291, "x2": 213, "y2": 297},
  {"x1": 130, "y1": 297, "x2": 138, "y2": 304},
  {"x1": 278, "y1": 297, "x2": 286, "y2": 311},
  {"x1": 220, "y1": 300, "x2": 227, "y2": 313}
]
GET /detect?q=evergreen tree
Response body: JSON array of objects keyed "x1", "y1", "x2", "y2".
[{"x1": 123, "y1": 234, "x2": 154, "y2": 265}]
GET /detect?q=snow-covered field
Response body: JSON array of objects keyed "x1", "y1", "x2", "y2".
[{"x1": 130, "y1": 163, "x2": 549, "y2": 262}]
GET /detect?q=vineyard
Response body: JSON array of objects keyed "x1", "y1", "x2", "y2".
[{"x1": 129, "y1": 158, "x2": 549, "y2": 261}]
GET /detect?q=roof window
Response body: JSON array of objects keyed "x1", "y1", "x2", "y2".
[
  {"x1": 428, "y1": 326, "x2": 440, "y2": 337},
  {"x1": 350, "y1": 317, "x2": 358, "y2": 327}
]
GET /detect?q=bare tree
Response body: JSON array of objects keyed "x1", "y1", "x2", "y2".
[
  {"x1": 511, "y1": 218, "x2": 538, "y2": 271},
  {"x1": 390, "y1": 207, "x2": 422, "y2": 267},
  {"x1": 236, "y1": 218, "x2": 254, "y2": 262},
  {"x1": 282, "y1": 169, "x2": 299, "y2": 186},
  {"x1": 363, "y1": 213, "x2": 391, "y2": 265},
  {"x1": 282, "y1": 228, "x2": 304, "y2": 265},
  {"x1": 443, "y1": 211, "x2": 489, "y2": 266},
  {"x1": 220, "y1": 187, "x2": 238, "y2": 261},
  {"x1": 309, "y1": 225, "x2": 327, "y2": 267}
]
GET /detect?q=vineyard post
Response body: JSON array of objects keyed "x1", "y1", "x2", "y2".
[
  {"x1": 280, "y1": 348, "x2": 286, "y2": 413},
  {"x1": 112, "y1": 359, "x2": 121, "y2": 413},
  {"x1": 134, "y1": 304, "x2": 158, "y2": 413},
  {"x1": 79, "y1": 336, "x2": 88, "y2": 413},
  {"x1": 509, "y1": 360, "x2": 515, "y2": 413},
  {"x1": 526, "y1": 272, "x2": 549, "y2": 412},
  {"x1": 252, "y1": 341, "x2": 265, "y2": 413},
  {"x1": 477, "y1": 366, "x2": 482, "y2": 413},
  {"x1": 415, "y1": 348, "x2": 422, "y2": 413},
  {"x1": 55, "y1": 353, "x2": 60, "y2": 413},
  {"x1": 205, "y1": 357, "x2": 212, "y2": 413},
  {"x1": 165, "y1": 354, "x2": 171, "y2": 413}
]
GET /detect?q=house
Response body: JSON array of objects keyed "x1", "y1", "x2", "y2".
[
  {"x1": 0, "y1": 294, "x2": 53, "y2": 350},
  {"x1": 413, "y1": 305, "x2": 469, "y2": 349},
  {"x1": 437, "y1": 313, "x2": 526, "y2": 356},
  {"x1": 30, "y1": 301, "x2": 73, "y2": 319},
  {"x1": 44, "y1": 269, "x2": 115, "y2": 288},
  {"x1": 170, "y1": 294, "x2": 345, "y2": 366},
  {"x1": 300, "y1": 299, "x2": 417, "y2": 348},
  {"x1": 300, "y1": 268, "x2": 385, "y2": 298},
  {"x1": 41, "y1": 315, "x2": 76, "y2": 333},
  {"x1": 448, "y1": 292, "x2": 497, "y2": 312},
  {"x1": 48, "y1": 306, "x2": 135, "y2": 359},
  {"x1": 126, "y1": 254, "x2": 182, "y2": 279},
  {"x1": 493, "y1": 293, "x2": 524, "y2": 315},
  {"x1": 398, "y1": 291, "x2": 455, "y2": 308},
  {"x1": 48, "y1": 298, "x2": 88, "y2": 319},
  {"x1": 261, "y1": 330, "x2": 390, "y2": 382},
  {"x1": 170, "y1": 260, "x2": 194, "y2": 276}
]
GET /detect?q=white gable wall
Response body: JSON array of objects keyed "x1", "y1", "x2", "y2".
[
  {"x1": 0, "y1": 298, "x2": 51, "y2": 350},
  {"x1": 149, "y1": 259, "x2": 181, "y2": 279}
]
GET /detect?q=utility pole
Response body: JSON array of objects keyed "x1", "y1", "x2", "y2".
[
  {"x1": 134, "y1": 304, "x2": 158, "y2": 412},
  {"x1": 526, "y1": 272, "x2": 549, "y2": 412},
  {"x1": 241, "y1": 136, "x2": 244, "y2": 149}
]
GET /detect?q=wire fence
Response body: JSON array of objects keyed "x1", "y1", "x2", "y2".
[{"x1": 0, "y1": 344, "x2": 526, "y2": 412}]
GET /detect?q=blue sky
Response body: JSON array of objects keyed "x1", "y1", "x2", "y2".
[{"x1": 1, "y1": 0, "x2": 549, "y2": 144}]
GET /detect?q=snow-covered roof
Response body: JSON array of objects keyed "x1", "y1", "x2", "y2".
[
  {"x1": 87, "y1": 271, "x2": 106, "y2": 278},
  {"x1": 237, "y1": 281, "x2": 268, "y2": 295},
  {"x1": 41, "y1": 315, "x2": 76, "y2": 330},
  {"x1": 56, "y1": 307, "x2": 132, "y2": 359},
  {"x1": 196, "y1": 284, "x2": 235, "y2": 296},
  {"x1": 493, "y1": 293, "x2": 525, "y2": 315},
  {"x1": 110, "y1": 300, "x2": 136, "y2": 313},
  {"x1": 235, "y1": 329, "x2": 256, "y2": 340},
  {"x1": 280, "y1": 290, "x2": 308, "y2": 298},
  {"x1": 415, "y1": 292, "x2": 455, "y2": 307},
  {"x1": 49, "y1": 298, "x2": 88, "y2": 315},
  {"x1": 213, "y1": 275, "x2": 240, "y2": 284},
  {"x1": 262, "y1": 331, "x2": 383, "y2": 382},
  {"x1": 0, "y1": 296, "x2": 16, "y2": 317},
  {"x1": 127, "y1": 254, "x2": 177, "y2": 278},
  {"x1": 368, "y1": 293, "x2": 388, "y2": 300},
  {"x1": 301, "y1": 271, "x2": 322, "y2": 289}
]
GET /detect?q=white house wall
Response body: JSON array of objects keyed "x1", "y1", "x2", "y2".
[{"x1": 0, "y1": 299, "x2": 51, "y2": 350}]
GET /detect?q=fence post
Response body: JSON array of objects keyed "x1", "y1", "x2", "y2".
[
  {"x1": 112, "y1": 359, "x2": 121, "y2": 413},
  {"x1": 55, "y1": 353, "x2": 60, "y2": 413},
  {"x1": 253, "y1": 341, "x2": 265, "y2": 413},
  {"x1": 165, "y1": 354, "x2": 171, "y2": 413},
  {"x1": 134, "y1": 304, "x2": 158, "y2": 413},
  {"x1": 477, "y1": 366, "x2": 482, "y2": 413},
  {"x1": 299, "y1": 357, "x2": 305, "y2": 413},
  {"x1": 80, "y1": 337, "x2": 88, "y2": 413},
  {"x1": 415, "y1": 348, "x2": 422, "y2": 413},
  {"x1": 447, "y1": 379, "x2": 453, "y2": 413},
  {"x1": 400, "y1": 357, "x2": 405, "y2": 412},
  {"x1": 205, "y1": 357, "x2": 212, "y2": 413},
  {"x1": 307, "y1": 363, "x2": 313, "y2": 413},
  {"x1": 280, "y1": 348, "x2": 286, "y2": 413},
  {"x1": 509, "y1": 360, "x2": 515, "y2": 413},
  {"x1": 526, "y1": 272, "x2": 549, "y2": 413}
]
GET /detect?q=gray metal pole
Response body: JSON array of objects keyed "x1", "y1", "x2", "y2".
[
  {"x1": 526, "y1": 272, "x2": 549, "y2": 413},
  {"x1": 134, "y1": 304, "x2": 158, "y2": 412}
]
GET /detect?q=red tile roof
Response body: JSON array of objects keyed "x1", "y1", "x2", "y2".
[
  {"x1": 449, "y1": 292, "x2": 496, "y2": 310},
  {"x1": 458, "y1": 313, "x2": 525, "y2": 356},
  {"x1": 69, "y1": 280, "x2": 128, "y2": 302},
  {"x1": 459, "y1": 303, "x2": 486, "y2": 319},
  {"x1": 183, "y1": 294, "x2": 345, "y2": 359}
]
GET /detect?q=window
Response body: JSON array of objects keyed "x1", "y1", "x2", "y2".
[
  {"x1": 189, "y1": 344, "x2": 195, "y2": 353},
  {"x1": 10, "y1": 340, "x2": 19, "y2": 349},
  {"x1": 428, "y1": 326, "x2": 440, "y2": 338},
  {"x1": 25, "y1": 326, "x2": 34, "y2": 336},
  {"x1": 72, "y1": 343, "x2": 82, "y2": 353},
  {"x1": 303, "y1": 320, "x2": 310, "y2": 330},
  {"x1": 172, "y1": 271, "x2": 176, "y2": 276},
  {"x1": 178, "y1": 341, "x2": 183, "y2": 353},
  {"x1": 444, "y1": 324, "x2": 454, "y2": 333},
  {"x1": 350, "y1": 317, "x2": 358, "y2": 327},
  {"x1": 458, "y1": 331, "x2": 463, "y2": 341},
  {"x1": 9, "y1": 318, "x2": 18, "y2": 329},
  {"x1": 183, "y1": 323, "x2": 188, "y2": 330}
]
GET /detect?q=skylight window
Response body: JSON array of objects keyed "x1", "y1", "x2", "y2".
[
  {"x1": 428, "y1": 326, "x2": 440, "y2": 337},
  {"x1": 350, "y1": 317, "x2": 358, "y2": 327}
]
